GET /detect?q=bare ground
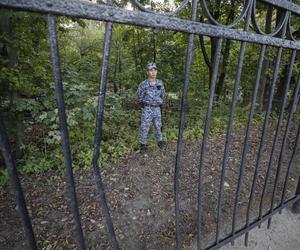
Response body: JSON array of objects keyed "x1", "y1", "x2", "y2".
[{"x1": 1, "y1": 122, "x2": 299, "y2": 250}]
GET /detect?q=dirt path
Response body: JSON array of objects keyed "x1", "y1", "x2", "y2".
[{"x1": 1, "y1": 124, "x2": 299, "y2": 250}]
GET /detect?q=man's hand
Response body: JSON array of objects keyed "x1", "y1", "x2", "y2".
[{"x1": 135, "y1": 101, "x2": 144, "y2": 109}]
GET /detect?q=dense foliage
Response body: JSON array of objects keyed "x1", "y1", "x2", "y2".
[{"x1": 1, "y1": 1, "x2": 299, "y2": 186}]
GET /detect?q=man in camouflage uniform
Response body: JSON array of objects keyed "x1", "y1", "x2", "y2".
[{"x1": 137, "y1": 62, "x2": 165, "y2": 155}]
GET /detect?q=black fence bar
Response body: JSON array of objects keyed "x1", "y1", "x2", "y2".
[
  {"x1": 174, "y1": 1, "x2": 198, "y2": 249},
  {"x1": 241, "y1": 45, "x2": 266, "y2": 246},
  {"x1": 245, "y1": 46, "x2": 284, "y2": 242},
  {"x1": 47, "y1": 14, "x2": 86, "y2": 250},
  {"x1": 206, "y1": 194, "x2": 300, "y2": 250},
  {"x1": 280, "y1": 73, "x2": 300, "y2": 204},
  {"x1": 227, "y1": 42, "x2": 266, "y2": 244},
  {"x1": 1, "y1": 0, "x2": 300, "y2": 50},
  {"x1": 215, "y1": 1, "x2": 253, "y2": 244},
  {"x1": 251, "y1": 18, "x2": 288, "y2": 227},
  {"x1": 91, "y1": 3, "x2": 120, "y2": 248},
  {"x1": 292, "y1": 177, "x2": 300, "y2": 213},
  {"x1": 259, "y1": 48, "x2": 296, "y2": 225},
  {"x1": 0, "y1": 113, "x2": 37, "y2": 250},
  {"x1": 197, "y1": 38, "x2": 223, "y2": 250},
  {"x1": 265, "y1": 49, "x2": 296, "y2": 224},
  {"x1": 281, "y1": 123, "x2": 300, "y2": 206},
  {"x1": 268, "y1": 54, "x2": 299, "y2": 226}
]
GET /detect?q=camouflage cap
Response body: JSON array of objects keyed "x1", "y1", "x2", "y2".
[{"x1": 147, "y1": 62, "x2": 157, "y2": 70}]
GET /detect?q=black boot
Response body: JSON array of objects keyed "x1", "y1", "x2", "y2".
[
  {"x1": 158, "y1": 141, "x2": 165, "y2": 150},
  {"x1": 140, "y1": 144, "x2": 148, "y2": 155}
]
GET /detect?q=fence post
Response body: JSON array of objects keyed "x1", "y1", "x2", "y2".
[{"x1": 292, "y1": 177, "x2": 300, "y2": 213}]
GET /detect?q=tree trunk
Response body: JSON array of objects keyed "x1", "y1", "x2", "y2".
[
  {"x1": 112, "y1": 46, "x2": 119, "y2": 93},
  {"x1": 272, "y1": 9, "x2": 299, "y2": 112},
  {"x1": 0, "y1": 12, "x2": 24, "y2": 160},
  {"x1": 215, "y1": 39, "x2": 232, "y2": 100},
  {"x1": 198, "y1": 34, "x2": 211, "y2": 71},
  {"x1": 199, "y1": 0, "x2": 236, "y2": 93},
  {"x1": 13, "y1": 93, "x2": 25, "y2": 159},
  {"x1": 273, "y1": 64, "x2": 289, "y2": 111},
  {"x1": 132, "y1": 29, "x2": 139, "y2": 74},
  {"x1": 152, "y1": 30, "x2": 156, "y2": 62},
  {"x1": 214, "y1": 0, "x2": 236, "y2": 100},
  {"x1": 136, "y1": 29, "x2": 144, "y2": 75},
  {"x1": 198, "y1": 15, "x2": 212, "y2": 87},
  {"x1": 256, "y1": 6, "x2": 273, "y2": 111},
  {"x1": 197, "y1": 0, "x2": 222, "y2": 89},
  {"x1": 209, "y1": 0, "x2": 221, "y2": 90},
  {"x1": 257, "y1": 59, "x2": 271, "y2": 111},
  {"x1": 272, "y1": 56, "x2": 298, "y2": 112},
  {"x1": 118, "y1": 49, "x2": 122, "y2": 91},
  {"x1": 286, "y1": 75, "x2": 298, "y2": 114}
]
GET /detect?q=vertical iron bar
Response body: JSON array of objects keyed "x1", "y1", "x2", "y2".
[
  {"x1": 267, "y1": 51, "x2": 298, "y2": 226},
  {"x1": 259, "y1": 49, "x2": 296, "y2": 228},
  {"x1": 47, "y1": 14, "x2": 86, "y2": 250},
  {"x1": 174, "y1": 1, "x2": 198, "y2": 249},
  {"x1": 215, "y1": 1, "x2": 253, "y2": 245},
  {"x1": 245, "y1": 46, "x2": 283, "y2": 239},
  {"x1": 252, "y1": 45, "x2": 282, "y2": 225},
  {"x1": 249, "y1": 19, "x2": 288, "y2": 232},
  {"x1": 92, "y1": 23, "x2": 120, "y2": 250},
  {"x1": 0, "y1": 113, "x2": 37, "y2": 250},
  {"x1": 241, "y1": 44, "x2": 266, "y2": 246},
  {"x1": 281, "y1": 123, "x2": 300, "y2": 205},
  {"x1": 91, "y1": 0, "x2": 119, "y2": 248},
  {"x1": 197, "y1": 38, "x2": 222, "y2": 250},
  {"x1": 252, "y1": 15, "x2": 288, "y2": 225},
  {"x1": 292, "y1": 176, "x2": 300, "y2": 213}
]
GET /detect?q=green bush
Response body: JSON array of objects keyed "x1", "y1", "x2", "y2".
[{"x1": 0, "y1": 87, "x2": 281, "y2": 187}]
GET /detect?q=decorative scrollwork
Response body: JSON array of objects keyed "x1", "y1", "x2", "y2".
[
  {"x1": 251, "y1": 0, "x2": 289, "y2": 36},
  {"x1": 199, "y1": 0, "x2": 294, "y2": 39},
  {"x1": 287, "y1": 13, "x2": 300, "y2": 41},
  {"x1": 199, "y1": 0, "x2": 252, "y2": 28},
  {"x1": 127, "y1": 0, "x2": 297, "y2": 41}
]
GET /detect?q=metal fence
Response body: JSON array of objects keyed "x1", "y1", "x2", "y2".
[{"x1": 0, "y1": 0, "x2": 300, "y2": 249}]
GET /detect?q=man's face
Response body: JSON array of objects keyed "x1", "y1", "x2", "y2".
[{"x1": 147, "y1": 68, "x2": 157, "y2": 79}]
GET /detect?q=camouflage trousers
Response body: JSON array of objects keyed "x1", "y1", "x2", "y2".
[{"x1": 140, "y1": 106, "x2": 162, "y2": 145}]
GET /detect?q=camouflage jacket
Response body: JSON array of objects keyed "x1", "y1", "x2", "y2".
[{"x1": 137, "y1": 79, "x2": 165, "y2": 106}]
